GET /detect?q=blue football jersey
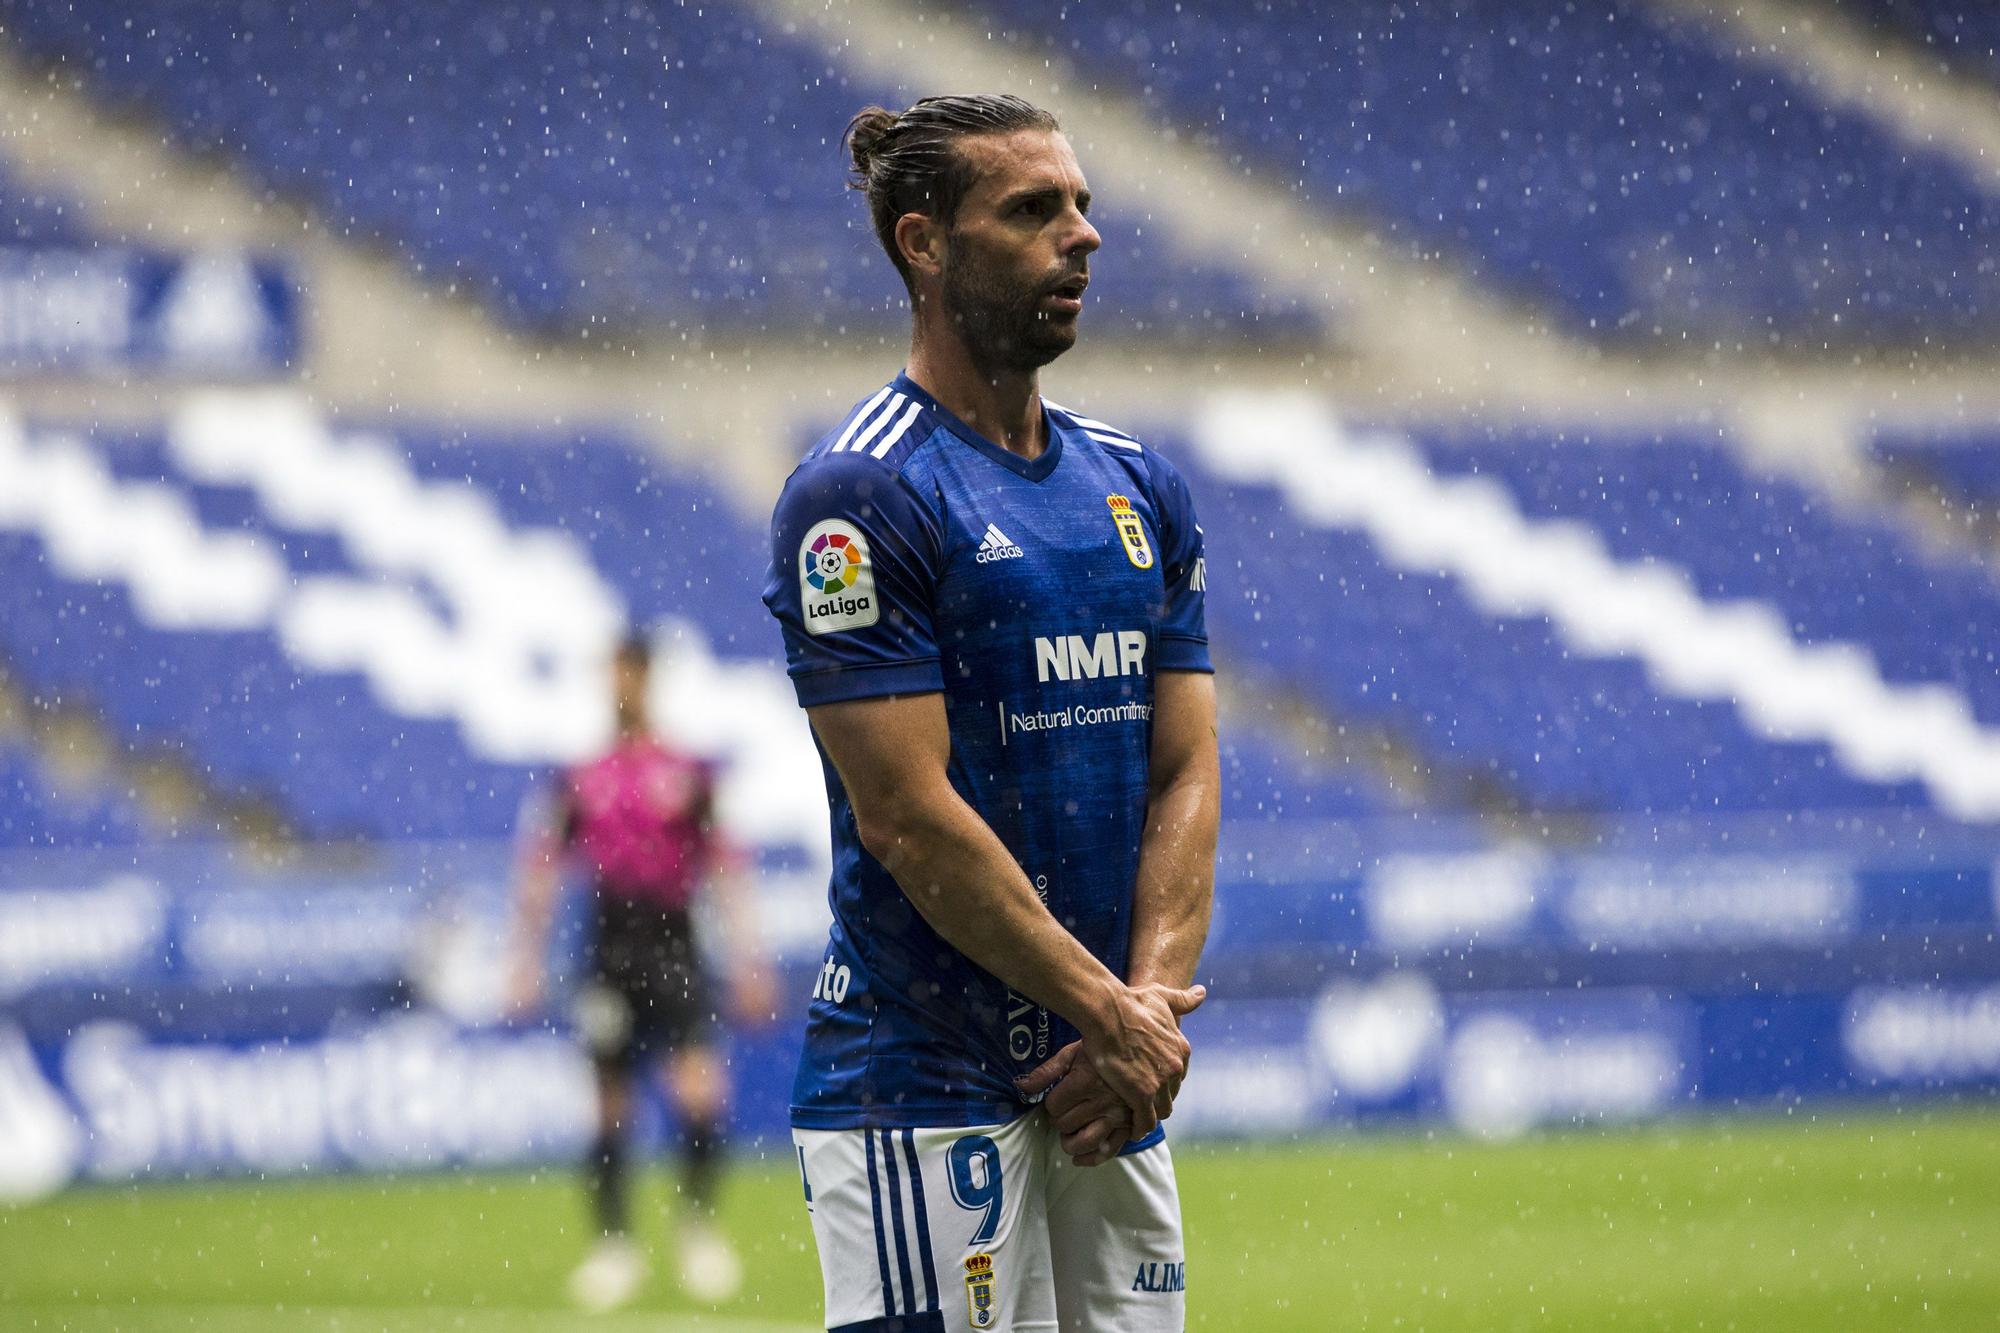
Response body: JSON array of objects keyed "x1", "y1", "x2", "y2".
[{"x1": 763, "y1": 371, "x2": 1211, "y2": 1130}]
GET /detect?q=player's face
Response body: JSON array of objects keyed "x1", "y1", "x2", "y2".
[{"x1": 940, "y1": 129, "x2": 1100, "y2": 371}]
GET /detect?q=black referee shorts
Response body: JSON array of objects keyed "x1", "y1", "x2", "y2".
[{"x1": 573, "y1": 893, "x2": 715, "y2": 1074}]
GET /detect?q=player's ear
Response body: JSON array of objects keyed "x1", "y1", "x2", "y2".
[{"x1": 895, "y1": 211, "x2": 945, "y2": 281}]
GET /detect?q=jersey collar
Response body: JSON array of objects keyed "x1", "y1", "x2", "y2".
[{"x1": 892, "y1": 371, "x2": 1065, "y2": 483}]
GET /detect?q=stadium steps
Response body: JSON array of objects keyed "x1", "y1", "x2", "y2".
[
  {"x1": 1730, "y1": 411, "x2": 2000, "y2": 639},
  {"x1": 0, "y1": 38, "x2": 809, "y2": 502},
  {"x1": 1221, "y1": 675, "x2": 1616, "y2": 844},
  {"x1": 7, "y1": 0, "x2": 2000, "y2": 517},
  {"x1": 1650, "y1": 0, "x2": 2000, "y2": 198},
  {"x1": 969, "y1": 0, "x2": 2000, "y2": 346},
  {"x1": 1411, "y1": 431, "x2": 2000, "y2": 727},
  {"x1": 1843, "y1": 0, "x2": 2000, "y2": 88},
  {"x1": 1, "y1": 387, "x2": 1495, "y2": 848},
  {"x1": 9, "y1": 390, "x2": 1473, "y2": 848},
  {"x1": 1719, "y1": 398, "x2": 2000, "y2": 635},
  {"x1": 751, "y1": 0, "x2": 1657, "y2": 405},
  {"x1": 1867, "y1": 428, "x2": 2000, "y2": 604},
  {"x1": 0, "y1": 658, "x2": 290, "y2": 849},
  {"x1": 0, "y1": 394, "x2": 833, "y2": 847},
  {"x1": 1187, "y1": 392, "x2": 2000, "y2": 821},
  {"x1": 0, "y1": 0, "x2": 1303, "y2": 341}
]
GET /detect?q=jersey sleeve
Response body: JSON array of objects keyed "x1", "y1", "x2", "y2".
[
  {"x1": 763, "y1": 453, "x2": 946, "y2": 706},
  {"x1": 1146, "y1": 450, "x2": 1213, "y2": 673}
]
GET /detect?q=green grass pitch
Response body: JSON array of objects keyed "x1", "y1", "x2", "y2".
[{"x1": 4, "y1": 1106, "x2": 1996, "y2": 1331}]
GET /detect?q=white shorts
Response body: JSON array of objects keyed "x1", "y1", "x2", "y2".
[{"x1": 793, "y1": 1109, "x2": 1186, "y2": 1332}]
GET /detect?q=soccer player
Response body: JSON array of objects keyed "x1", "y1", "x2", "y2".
[
  {"x1": 505, "y1": 632, "x2": 772, "y2": 1310},
  {"x1": 763, "y1": 95, "x2": 1218, "y2": 1329}
]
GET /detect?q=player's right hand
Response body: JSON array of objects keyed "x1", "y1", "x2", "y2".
[
  {"x1": 503, "y1": 954, "x2": 544, "y2": 1020},
  {"x1": 730, "y1": 964, "x2": 779, "y2": 1028},
  {"x1": 1076, "y1": 982, "x2": 1204, "y2": 1142},
  {"x1": 1018, "y1": 1040, "x2": 1135, "y2": 1166}
]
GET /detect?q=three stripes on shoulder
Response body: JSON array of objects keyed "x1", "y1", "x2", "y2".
[
  {"x1": 1048, "y1": 401, "x2": 1144, "y2": 453},
  {"x1": 826, "y1": 387, "x2": 925, "y2": 459},
  {"x1": 823, "y1": 391, "x2": 1148, "y2": 461}
]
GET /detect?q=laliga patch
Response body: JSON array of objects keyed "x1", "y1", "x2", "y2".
[{"x1": 799, "y1": 518, "x2": 878, "y2": 634}]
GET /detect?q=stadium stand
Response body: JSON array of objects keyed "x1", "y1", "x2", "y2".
[
  {"x1": 0, "y1": 0, "x2": 1305, "y2": 338},
  {"x1": 1414, "y1": 431, "x2": 2000, "y2": 723},
  {"x1": 18, "y1": 384, "x2": 1992, "y2": 843},
  {"x1": 1219, "y1": 719, "x2": 1401, "y2": 824},
  {"x1": 1173, "y1": 395, "x2": 1999, "y2": 821},
  {"x1": 1871, "y1": 428, "x2": 2000, "y2": 511},
  {"x1": 0, "y1": 739, "x2": 147, "y2": 848},
  {"x1": 0, "y1": 159, "x2": 86, "y2": 246},
  {"x1": 1190, "y1": 465, "x2": 1924, "y2": 817},
  {"x1": 974, "y1": 0, "x2": 2000, "y2": 341},
  {"x1": 3, "y1": 0, "x2": 1998, "y2": 1229},
  {"x1": 1, "y1": 395, "x2": 1397, "y2": 847},
  {"x1": 0, "y1": 397, "x2": 798, "y2": 842},
  {"x1": 1845, "y1": 0, "x2": 2000, "y2": 84}
]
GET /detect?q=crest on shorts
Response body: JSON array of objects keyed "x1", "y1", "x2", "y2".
[
  {"x1": 964, "y1": 1252, "x2": 996, "y2": 1327},
  {"x1": 1106, "y1": 494, "x2": 1154, "y2": 570}
]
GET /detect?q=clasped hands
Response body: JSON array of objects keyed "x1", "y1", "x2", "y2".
[{"x1": 1015, "y1": 981, "x2": 1205, "y2": 1167}]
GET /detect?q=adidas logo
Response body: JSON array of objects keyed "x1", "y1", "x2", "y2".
[{"x1": 975, "y1": 522, "x2": 1026, "y2": 564}]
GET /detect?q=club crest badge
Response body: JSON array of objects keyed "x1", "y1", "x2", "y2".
[
  {"x1": 964, "y1": 1252, "x2": 997, "y2": 1327},
  {"x1": 1106, "y1": 494, "x2": 1154, "y2": 569}
]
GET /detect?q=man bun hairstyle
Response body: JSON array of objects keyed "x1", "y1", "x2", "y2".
[{"x1": 844, "y1": 94, "x2": 1060, "y2": 289}]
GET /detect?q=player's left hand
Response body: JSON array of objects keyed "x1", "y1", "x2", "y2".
[
  {"x1": 730, "y1": 964, "x2": 779, "y2": 1028},
  {"x1": 502, "y1": 951, "x2": 545, "y2": 1020},
  {"x1": 1019, "y1": 1040, "x2": 1183, "y2": 1167}
]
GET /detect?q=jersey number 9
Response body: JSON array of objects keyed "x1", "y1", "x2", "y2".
[{"x1": 948, "y1": 1135, "x2": 1004, "y2": 1246}]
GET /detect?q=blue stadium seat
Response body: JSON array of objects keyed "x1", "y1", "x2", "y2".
[
  {"x1": 1170, "y1": 444, "x2": 1932, "y2": 816},
  {"x1": 1219, "y1": 713, "x2": 1403, "y2": 824},
  {"x1": 1846, "y1": 1, "x2": 2000, "y2": 85},
  {"x1": 973, "y1": 0, "x2": 2000, "y2": 341},
  {"x1": 1416, "y1": 432, "x2": 2000, "y2": 725},
  {"x1": 2, "y1": 414, "x2": 1431, "y2": 845},
  {"x1": 0, "y1": 425, "x2": 763, "y2": 841},
  {"x1": 0, "y1": 738, "x2": 149, "y2": 848},
  {"x1": 0, "y1": 161, "x2": 87, "y2": 247},
  {"x1": 1872, "y1": 429, "x2": 2000, "y2": 510},
  {"x1": 0, "y1": 0, "x2": 1310, "y2": 338},
  {"x1": 397, "y1": 430, "x2": 774, "y2": 656}
]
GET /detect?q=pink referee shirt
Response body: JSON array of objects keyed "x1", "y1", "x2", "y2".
[{"x1": 562, "y1": 735, "x2": 726, "y2": 908}]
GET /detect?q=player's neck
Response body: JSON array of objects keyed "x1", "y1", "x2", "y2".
[{"x1": 905, "y1": 339, "x2": 1046, "y2": 461}]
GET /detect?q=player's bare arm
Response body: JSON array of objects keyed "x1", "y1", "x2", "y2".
[
  {"x1": 1020, "y1": 668, "x2": 1220, "y2": 1163},
  {"x1": 705, "y1": 843, "x2": 777, "y2": 1026},
  {"x1": 684, "y1": 784, "x2": 774, "y2": 1024},
  {"x1": 808, "y1": 689, "x2": 1204, "y2": 1140},
  {"x1": 1125, "y1": 668, "x2": 1222, "y2": 992},
  {"x1": 503, "y1": 789, "x2": 571, "y2": 1016}
]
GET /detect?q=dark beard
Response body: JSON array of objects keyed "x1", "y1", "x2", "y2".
[{"x1": 940, "y1": 245, "x2": 1078, "y2": 373}]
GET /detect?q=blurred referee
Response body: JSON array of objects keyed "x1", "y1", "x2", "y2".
[{"x1": 506, "y1": 632, "x2": 772, "y2": 1309}]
